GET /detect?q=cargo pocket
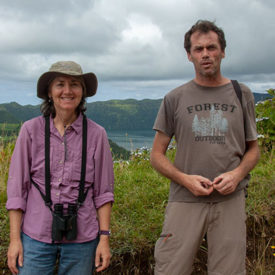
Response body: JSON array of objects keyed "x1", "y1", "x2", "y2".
[{"x1": 154, "y1": 232, "x2": 178, "y2": 269}]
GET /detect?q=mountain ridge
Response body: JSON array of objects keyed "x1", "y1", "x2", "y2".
[{"x1": 0, "y1": 93, "x2": 270, "y2": 130}]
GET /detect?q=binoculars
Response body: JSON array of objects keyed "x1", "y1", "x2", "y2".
[{"x1": 51, "y1": 203, "x2": 78, "y2": 242}]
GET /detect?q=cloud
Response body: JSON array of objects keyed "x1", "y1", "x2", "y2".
[{"x1": 0, "y1": 0, "x2": 274, "y2": 104}]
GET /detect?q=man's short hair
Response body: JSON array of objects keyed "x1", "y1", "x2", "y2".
[{"x1": 184, "y1": 20, "x2": 226, "y2": 53}]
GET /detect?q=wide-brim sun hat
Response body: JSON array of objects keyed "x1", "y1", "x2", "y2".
[{"x1": 37, "y1": 61, "x2": 98, "y2": 99}]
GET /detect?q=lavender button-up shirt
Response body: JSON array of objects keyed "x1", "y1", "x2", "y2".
[{"x1": 6, "y1": 114, "x2": 114, "y2": 243}]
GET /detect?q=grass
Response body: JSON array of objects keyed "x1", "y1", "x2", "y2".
[
  {"x1": 245, "y1": 149, "x2": 275, "y2": 274},
  {"x1": 0, "y1": 142, "x2": 274, "y2": 274},
  {"x1": 0, "y1": 142, "x2": 14, "y2": 202},
  {"x1": 108, "y1": 147, "x2": 275, "y2": 274}
]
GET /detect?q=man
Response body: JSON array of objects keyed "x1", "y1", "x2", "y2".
[{"x1": 151, "y1": 20, "x2": 260, "y2": 275}]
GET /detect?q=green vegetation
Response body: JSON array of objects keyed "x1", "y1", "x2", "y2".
[
  {"x1": 0, "y1": 123, "x2": 21, "y2": 145},
  {"x1": 0, "y1": 99, "x2": 163, "y2": 130},
  {"x1": 255, "y1": 89, "x2": 275, "y2": 151},
  {"x1": 0, "y1": 123, "x2": 130, "y2": 161},
  {"x1": 109, "y1": 139, "x2": 131, "y2": 160},
  {"x1": 0, "y1": 94, "x2": 270, "y2": 130},
  {"x1": 0, "y1": 94, "x2": 274, "y2": 274}
]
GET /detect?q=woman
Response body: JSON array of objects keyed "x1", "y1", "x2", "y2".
[{"x1": 6, "y1": 61, "x2": 114, "y2": 275}]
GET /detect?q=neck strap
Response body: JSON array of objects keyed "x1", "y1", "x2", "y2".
[{"x1": 44, "y1": 115, "x2": 88, "y2": 207}]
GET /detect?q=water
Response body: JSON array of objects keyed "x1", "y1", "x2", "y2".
[{"x1": 107, "y1": 130, "x2": 155, "y2": 151}]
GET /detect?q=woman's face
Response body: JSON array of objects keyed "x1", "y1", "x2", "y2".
[{"x1": 48, "y1": 76, "x2": 83, "y2": 115}]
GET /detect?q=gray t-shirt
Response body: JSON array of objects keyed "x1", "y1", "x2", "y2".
[{"x1": 153, "y1": 80, "x2": 258, "y2": 202}]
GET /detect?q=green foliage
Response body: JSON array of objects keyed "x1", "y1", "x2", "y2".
[
  {"x1": 0, "y1": 203, "x2": 10, "y2": 272},
  {"x1": 0, "y1": 142, "x2": 15, "y2": 202},
  {"x1": 255, "y1": 89, "x2": 275, "y2": 151},
  {"x1": 246, "y1": 149, "x2": 275, "y2": 217},
  {"x1": 0, "y1": 95, "x2": 272, "y2": 131},
  {"x1": 111, "y1": 151, "x2": 169, "y2": 255},
  {"x1": 109, "y1": 139, "x2": 131, "y2": 160},
  {"x1": 0, "y1": 141, "x2": 274, "y2": 273},
  {"x1": 85, "y1": 99, "x2": 162, "y2": 130},
  {"x1": 0, "y1": 94, "x2": 274, "y2": 273},
  {"x1": 0, "y1": 99, "x2": 163, "y2": 130}
]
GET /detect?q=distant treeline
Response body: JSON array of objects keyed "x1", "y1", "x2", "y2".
[
  {"x1": 0, "y1": 123, "x2": 130, "y2": 160},
  {"x1": 0, "y1": 94, "x2": 271, "y2": 130}
]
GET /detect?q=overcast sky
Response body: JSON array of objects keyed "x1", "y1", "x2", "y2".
[{"x1": 0, "y1": 0, "x2": 274, "y2": 105}]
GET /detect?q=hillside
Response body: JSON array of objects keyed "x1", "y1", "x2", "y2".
[
  {"x1": 0, "y1": 93, "x2": 271, "y2": 130},
  {"x1": 0, "y1": 99, "x2": 162, "y2": 130}
]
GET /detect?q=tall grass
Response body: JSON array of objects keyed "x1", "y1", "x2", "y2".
[
  {"x1": 0, "y1": 142, "x2": 14, "y2": 203},
  {"x1": 0, "y1": 141, "x2": 274, "y2": 274},
  {"x1": 0, "y1": 90, "x2": 274, "y2": 274}
]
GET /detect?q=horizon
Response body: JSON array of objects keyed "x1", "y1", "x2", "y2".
[{"x1": 0, "y1": 88, "x2": 270, "y2": 107}]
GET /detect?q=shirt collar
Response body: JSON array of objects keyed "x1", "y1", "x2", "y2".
[{"x1": 49, "y1": 113, "x2": 83, "y2": 135}]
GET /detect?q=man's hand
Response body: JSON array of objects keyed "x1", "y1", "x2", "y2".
[
  {"x1": 213, "y1": 140, "x2": 260, "y2": 195},
  {"x1": 7, "y1": 239, "x2": 23, "y2": 275},
  {"x1": 213, "y1": 171, "x2": 239, "y2": 195},
  {"x1": 95, "y1": 237, "x2": 111, "y2": 272},
  {"x1": 151, "y1": 131, "x2": 214, "y2": 197},
  {"x1": 184, "y1": 175, "x2": 214, "y2": 196}
]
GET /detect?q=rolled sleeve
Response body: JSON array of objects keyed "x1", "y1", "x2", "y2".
[
  {"x1": 93, "y1": 127, "x2": 114, "y2": 209},
  {"x1": 5, "y1": 197, "x2": 27, "y2": 211},
  {"x1": 94, "y1": 192, "x2": 114, "y2": 209}
]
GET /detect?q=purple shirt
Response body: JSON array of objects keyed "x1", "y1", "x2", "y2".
[{"x1": 6, "y1": 114, "x2": 114, "y2": 243}]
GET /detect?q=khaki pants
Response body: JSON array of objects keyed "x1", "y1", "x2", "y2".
[{"x1": 154, "y1": 191, "x2": 246, "y2": 275}]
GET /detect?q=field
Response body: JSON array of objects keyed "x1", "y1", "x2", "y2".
[{"x1": 0, "y1": 91, "x2": 274, "y2": 274}]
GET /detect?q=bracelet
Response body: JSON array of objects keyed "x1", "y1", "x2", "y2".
[{"x1": 99, "y1": 230, "x2": 111, "y2": 236}]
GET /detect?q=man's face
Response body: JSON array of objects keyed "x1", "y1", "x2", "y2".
[{"x1": 187, "y1": 31, "x2": 225, "y2": 79}]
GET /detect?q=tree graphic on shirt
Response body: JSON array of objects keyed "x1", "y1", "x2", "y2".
[{"x1": 192, "y1": 106, "x2": 228, "y2": 136}]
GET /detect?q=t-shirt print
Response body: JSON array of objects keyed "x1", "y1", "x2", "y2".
[{"x1": 191, "y1": 103, "x2": 237, "y2": 144}]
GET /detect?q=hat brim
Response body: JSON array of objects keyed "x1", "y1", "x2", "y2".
[{"x1": 37, "y1": 71, "x2": 98, "y2": 99}]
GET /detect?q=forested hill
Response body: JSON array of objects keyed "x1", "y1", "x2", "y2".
[
  {"x1": 0, "y1": 93, "x2": 270, "y2": 130},
  {"x1": 0, "y1": 99, "x2": 162, "y2": 130}
]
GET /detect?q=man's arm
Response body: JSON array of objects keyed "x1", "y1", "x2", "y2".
[
  {"x1": 150, "y1": 131, "x2": 213, "y2": 196},
  {"x1": 213, "y1": 140, "x2": 260, "y2": 195}
]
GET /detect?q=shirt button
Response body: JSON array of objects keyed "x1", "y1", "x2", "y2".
[
  {"x1": 59, "y1": 160, "x2": 63, "y2": 164},
  {"x1": 61, "y1": 142, "x2": 64, "y2": 145},
  {"x1": 56, "y1": 192, "x2": 60, "y2": 196},
  {"x1": 58, "y1": 178, "x2": 61, "y2": 182}
]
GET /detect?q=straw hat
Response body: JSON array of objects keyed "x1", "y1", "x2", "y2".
[{"x1": 37, "y1": 61, "x2": 98, "y2": 99}]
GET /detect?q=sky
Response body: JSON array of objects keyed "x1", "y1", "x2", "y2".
[{"x1": 0, "y1": 0, "x2": 274, "y2": 106}]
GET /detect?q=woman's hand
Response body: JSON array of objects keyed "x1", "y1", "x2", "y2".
[
  {"x1": 7, "y1": 239, "x2": 23, "y2": 274},
  {"x1": 95, "y1": 236, "x2": 111, "y2": 272}
]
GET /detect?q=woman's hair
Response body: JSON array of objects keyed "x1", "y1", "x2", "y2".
[
  {"x1": 40, "y1": 75, "x2": 87, "y2": 117},
  {"x1": 184, "y1": 20, "x2": 226, "y2": 53}
]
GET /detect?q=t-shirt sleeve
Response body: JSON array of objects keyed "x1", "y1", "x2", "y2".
[
  {"x1": 241, "y1": 84, "x2": 258, "y2": 141},
  {"x1": 153, "y1": 95, "x2": 175, "y2": 138}
]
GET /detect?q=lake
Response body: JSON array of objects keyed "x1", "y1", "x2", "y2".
[{"x1": 107, "y1": 130, "x2": 155, "y2": 151}]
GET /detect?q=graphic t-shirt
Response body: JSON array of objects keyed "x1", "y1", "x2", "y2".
[{"x1": 153, "y1": 80, "x2": 258, "y2": 202}]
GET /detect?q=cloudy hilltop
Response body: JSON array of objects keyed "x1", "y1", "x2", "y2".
[{"x1": 0, "y1": 0, "x2": 274, "y2": 106}]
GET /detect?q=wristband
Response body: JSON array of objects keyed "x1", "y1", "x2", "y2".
[{"x1": 99, "y1": 230, "x2": 111, "y2": 236}]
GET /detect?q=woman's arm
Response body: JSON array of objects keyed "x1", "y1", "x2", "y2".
[
  {"x1": 95, "y1": 202, "x2": 112, "y2": 272},
  {"x1": 7, "y1": 209, "x2": 23, "y2": 275}
]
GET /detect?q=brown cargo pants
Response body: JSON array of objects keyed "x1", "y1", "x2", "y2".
[{"x1": 154, "y1": 190, "x2": 246, "y2": 275}]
